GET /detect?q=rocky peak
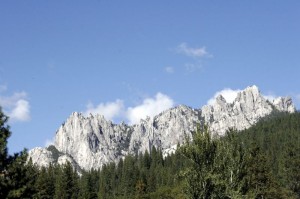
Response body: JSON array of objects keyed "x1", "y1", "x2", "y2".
[
  {"x1": 272, "y1": 97, "x2": 295, "y2": 112},
  {"x1": 29, "y1": 86, "x2": 296, "y2": 171}
]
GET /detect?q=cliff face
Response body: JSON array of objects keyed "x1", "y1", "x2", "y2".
[
  {"x1": 200, "y1": 85, "x2": 293, "y2": 134},
  {"x1": 29, "y1": 86, "x2": 296, "y2": 170}
]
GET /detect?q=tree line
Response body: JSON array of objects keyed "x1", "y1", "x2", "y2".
[{"x1": 0, "y1": 107, "x2": 299, "y2": 198}]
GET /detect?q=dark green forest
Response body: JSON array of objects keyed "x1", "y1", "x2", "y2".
[{"x1": 0, "y1": 108, "x2": 300, "y2": 198}]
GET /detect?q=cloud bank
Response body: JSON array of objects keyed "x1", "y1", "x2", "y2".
[
  {"x1": 0, "y1": 88, "x2": 31, "y2": 122},
  {"x1": 84, "y1": 92, "x2": 174, "y2": 124}
]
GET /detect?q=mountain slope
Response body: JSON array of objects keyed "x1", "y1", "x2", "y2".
[{"x1": 28, "y1": 86, "x2": 295, "y2": 170}]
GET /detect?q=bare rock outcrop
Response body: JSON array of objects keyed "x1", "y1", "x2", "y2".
[{"x1": 28, "y1": 86, "x2": 295, "y2": 170}]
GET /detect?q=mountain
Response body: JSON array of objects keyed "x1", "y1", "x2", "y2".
[{"x1": 28, "y1": 86, "x2": 295, "y2": 171}]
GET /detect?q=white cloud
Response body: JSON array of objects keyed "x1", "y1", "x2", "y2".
[
  {"x1": 176, "y1": 42, "x2": 209, "y2": 58},
  {"x1": 165, "y1": 66, "x2": 174, "y2": 74},
  {"x1": 84, "y1": 99, "x2": 124, "y2": 121},
  {"x1": 10, "y1": 99, "x2": 30, "y2": 121},
  {"x1": 0, "y1": 90, "x2": 31, "y2": 122},
  {"x1": 84, "y1": 93, "x2": 175, "y2": 124},
  {"x1": 127, "y1": 93, "x2": 174, "y2": 124},
  {"x1": 207, "y1": 88, "x2": 242, "y2": 105}
]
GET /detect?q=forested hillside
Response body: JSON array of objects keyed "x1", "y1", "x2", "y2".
[{"x1": 1, "y1": 109, "x2": 300, "y2": 198}]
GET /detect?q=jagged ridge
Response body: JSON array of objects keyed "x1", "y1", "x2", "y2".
[{"x1": 28, "y1": 86, "x2": 295, "y2": 171}]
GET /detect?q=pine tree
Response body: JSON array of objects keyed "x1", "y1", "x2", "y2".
[
  {"x1": 121, "y1": 155, "x2": 137, "y2": 197},
  {"x1": 79, "y1": 170, "x2": 98, "y2": 199},
  {"x1": 5, "y1": 150, "x2": 38, "y2": 198},
  {"x1": 54, "y1": 162, "x2": 79, "y2": 199},
  {"x1": 34, "y1": 165, "x2": 55, "y2": 199},
  {"x1": 244, "y1": 145, "x2": 282, "y2": 198},
  {"x1": 98, "y1": 163, "x2": 116, "y2": 199},
  {"x1": 284, "y1": 141, "x2": 300, "y2": 198}
]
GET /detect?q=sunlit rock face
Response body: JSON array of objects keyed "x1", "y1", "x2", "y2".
[
  {"x1": 200, "y1": 85, "x2": 295, "y2": 135},
  {"x1": 29, "y1": 86, "x2": 295, "y2": 171},
  {"x1": 28, "y1": 147, "x2": 55, "y2": 167}
]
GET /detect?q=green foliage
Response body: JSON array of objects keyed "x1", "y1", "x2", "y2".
[
  {"x1": 179, "y1": 112, "x2": 300, "y2": 198},
  {"x1": 34, "y1": 165, "x2": 55, "y2": 199},
  {"x1": 179, "y1": 125, "x2": 219, "y2": 198},
  {"x1": 54, "y1": 161, "x2": 79, "y2": 199},
  {"x1": 78, "y1": 169, "x2": 98, "y2": 199},
  {"x1": 242, "y1": 145, "x2": 284, "y2": 198},
  {"x1": 4, "y1": 151, "x2": 38, "y2": 199},
  {"x1": 239, "y1": 111, "x2": 300, "y2": 198},
  {"x1": 179, "y1": 126, "x2": 249, "y2": 198}
]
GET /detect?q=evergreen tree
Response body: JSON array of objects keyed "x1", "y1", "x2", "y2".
[
  {"x1": 54, "y1": 161, "x2": 79, "y2": 199},
  {"x1": 283, "y1": 128, "x2": 300, "y2": 198},
  {"x1": 121, "y1": 155, "x2": 137, "y2": 197},
  {"x1": 5, "y1": 151, "x2": 38, "y2": 198},
  {"x1": 243, "y1": 145, "x2": 281, "y2": 198},
  {"x1": 79, "y1": 170, "x2": 98, "y2": 199},
  {"x1": 34, "y1": 165, "x2": 55, "y2": 199},
  {"x1": 98, "y1": 163, "x2": 116, "y2": 199},
  {"x1": 285, "y1": 144, "x2": 300, "y2": 197}
]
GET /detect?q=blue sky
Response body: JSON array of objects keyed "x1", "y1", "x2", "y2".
[{"x1": 1, "y1": 1, "x2": 300, "y2": 154}]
